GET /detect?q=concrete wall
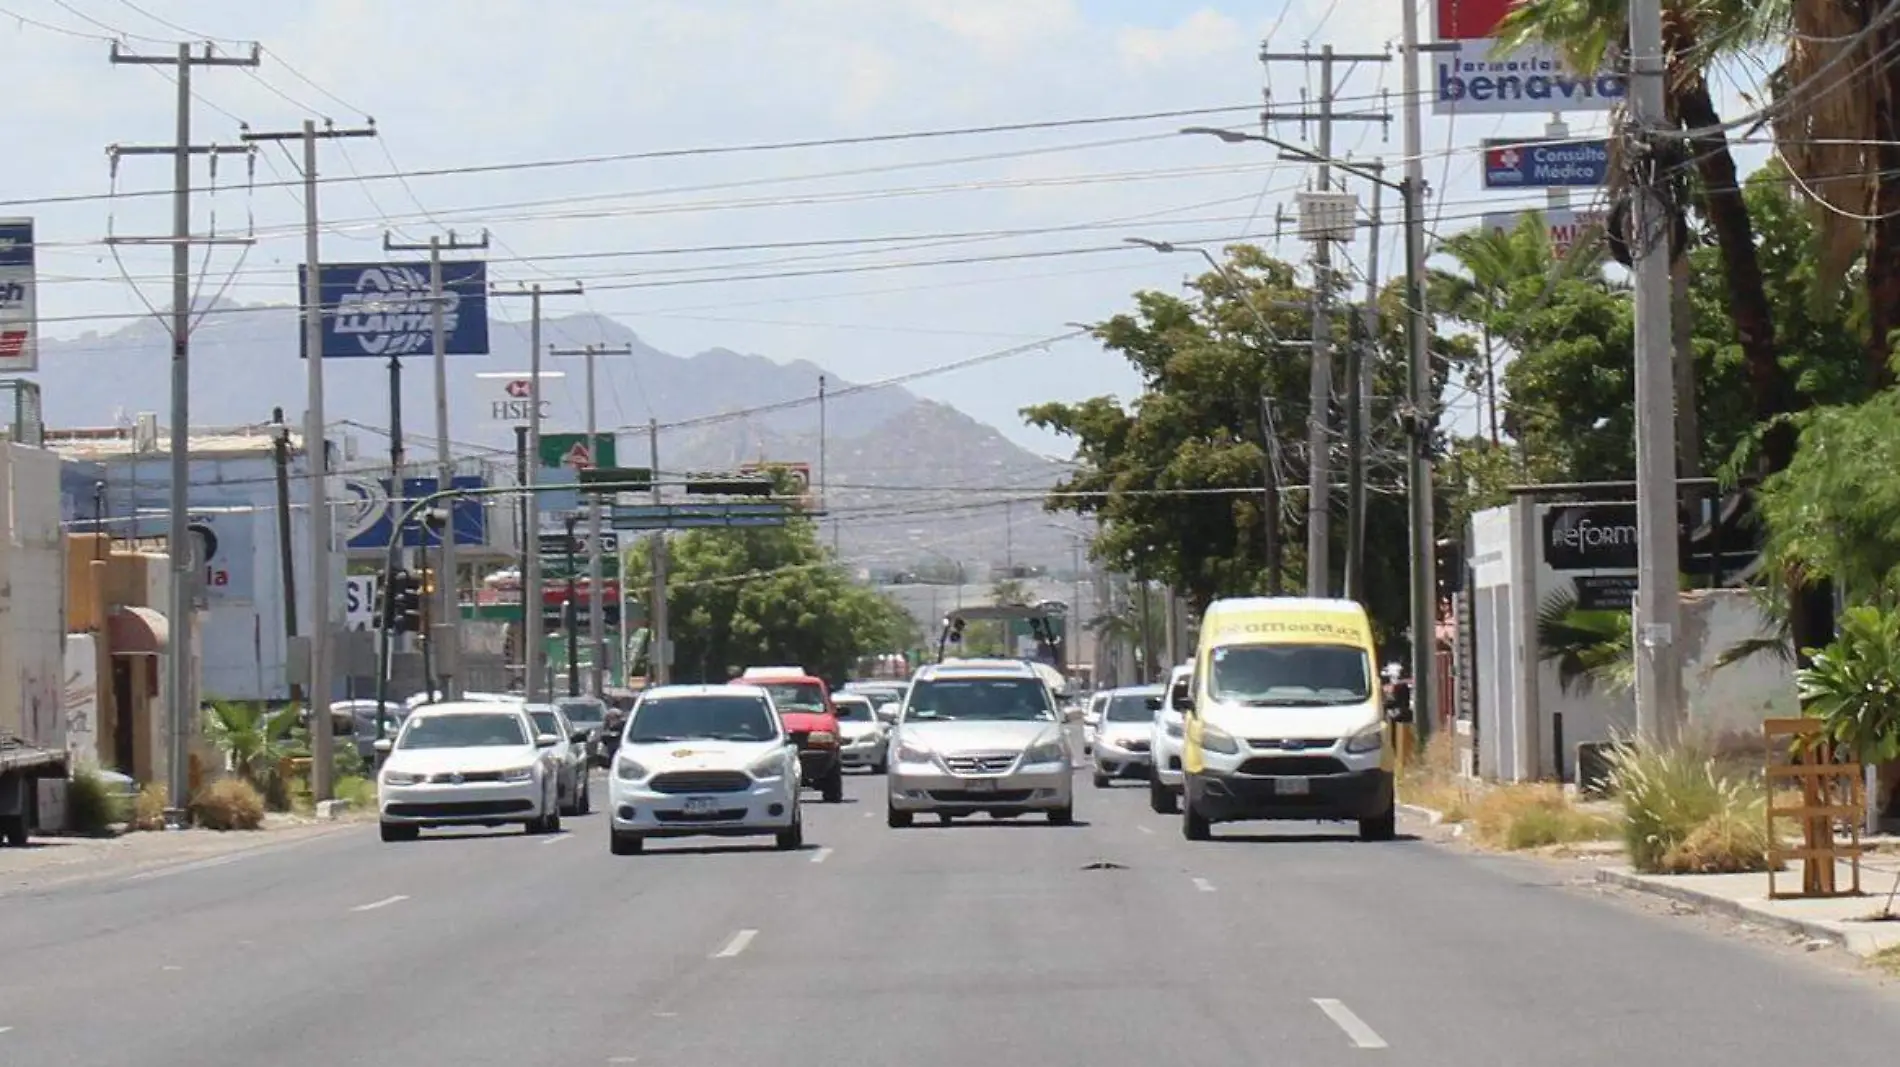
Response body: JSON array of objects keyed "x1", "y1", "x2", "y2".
[{"x1": 1678, "y1": 589, "x2": 1797, "y2": 746}]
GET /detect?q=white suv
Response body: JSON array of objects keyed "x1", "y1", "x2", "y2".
[{"x1": 607, "y1": 684, "x2": 804, "y2": 855}]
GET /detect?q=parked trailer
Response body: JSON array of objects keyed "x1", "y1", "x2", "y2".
[{"x1": 0, "y1": 736, "x2": 68, "y2": 846}]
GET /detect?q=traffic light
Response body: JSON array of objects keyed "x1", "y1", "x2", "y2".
[
  {"x1": 1434, "y1": 539, "x2": 1465, "y2": 600},
  {"x1": 387, "y1": 568, "x2": 423, "y2": 633}
]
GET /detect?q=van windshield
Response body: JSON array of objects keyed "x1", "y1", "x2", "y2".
[{"x1": 1209, "y1": 644, "x2": 1371, "y2": 705}]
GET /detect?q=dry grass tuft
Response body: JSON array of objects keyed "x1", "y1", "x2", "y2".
[
  {"x1": 128, "y1": 783, "x2": 169, "y2": 832},
  {"x1": 1605, "y1": 742, "x2": 1779, "y2": 875},
  {"x1": 1398, "y1": 731, "x2": 1477, "y2": 822},
  {"x1": 191, "y1": 777, "x2": 266, "y2": 831},
  {"x1": 1469, "y1": 784, "x2": 1615, "y2": 850}
]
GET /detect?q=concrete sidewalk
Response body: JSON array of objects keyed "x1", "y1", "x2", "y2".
[{"x1": 1599, "y1": 851, "x2": 1900, "y2": 957}]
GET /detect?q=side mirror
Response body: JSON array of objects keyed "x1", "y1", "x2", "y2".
[
  {"x1": 876, "y1": 702, "x2": 900, "y2": 723},
  {"x1": 373, "y1": 737, "x2": 394, "y2": 754},
  {"x1": 1143, "y1": 696, "x2": 1162, "y2": 711},
  {"x1": 536, "y1": 733, "x2": 560, "y2": 748},
  {"x1": 1171, "y1": 688, "x2": 1193, "y2": 712},
  {"x1": 571, "y1": 729, "x2": 591, "y2": 744}
]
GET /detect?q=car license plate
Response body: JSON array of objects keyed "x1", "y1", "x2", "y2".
[
  {"x1": 1275, "y1": 777, "x2": 1311, "y2": 796},
  {"x1": 964, "y1": 778, "x2": 997, "y2": 793},
  {"x1": 683, "y1": 796, "x2": 719, "y2": 815}
]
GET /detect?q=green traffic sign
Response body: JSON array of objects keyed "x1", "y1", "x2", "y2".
[{"x1": 538, "y1": 432, "x2": 617, "y2": 471}]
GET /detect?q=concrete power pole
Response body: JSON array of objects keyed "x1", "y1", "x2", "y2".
[
  {"x1": 1401, "y1": 0, "x2": 1444, "y2": 741},
  {"x1": 648, "y1": 417, "x2": 670, "y2": 686},
  {"x1": 551, "y1": 343, "x2": 633, "y2": 698},
  {"x1": 1627, "y1": 0, "x2": 1684, "y2": 744},
  {"x1": 1260, "y1": 43, "x2": 1390, "y2": 597},
  {"x1": 240, "y1": 119, "x2": 377, "y2": 803},
  {"x1": 490, "y1": 283, "x2": 585, "y2": 703},
  {"x1": 1345, "y1": 168, "x2": 1384, "y2": 603},
  {"x1": 107, "y1": 41, "x2": 259, "y2": 823},
  {"x1": 386, "y1": 230, "x2": 491, "y2": 701}
]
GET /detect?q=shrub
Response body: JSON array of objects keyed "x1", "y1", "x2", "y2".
[
  {"x1": 1397, "y1": 730, "x2": 1475, "y2": 822},
  {"x1": 65, "y1": 767, "x2": 126, "y2": 835},
  {"x1": 1606, "y1": 741, "x2": 1777, "y2": 874},
  {"x1": 1469, "y1": 784, "x2": 1613, "y2": 850},
  {"x1": 335, "y1": 775, "x2": 378, "y2": 810},
  {"x1": 191, "y1": 777, "x2": 266, "y2": 831},
  {"x1": 129, "y1": 783, "x2": 169, "y2": 832}
]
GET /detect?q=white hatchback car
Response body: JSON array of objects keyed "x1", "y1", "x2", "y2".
[
  {"x1": 607, "y1": 684, "x2": 804, "y2": 855},
  {"x1": 375, "y1": 702, "x2": 562, "y2": 841}
]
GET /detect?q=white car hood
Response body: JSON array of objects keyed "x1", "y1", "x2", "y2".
[
  {"x1": 623, "y1": 739, "x2": 782, "y2": 772},
  {"x1": 1096, "y1": 722, "x2": 1151, "y2": 746},
  {"x1": 839, "y1": 721, "x2": 883, "y2": 742},
  {"x1": 1203, "y1": 700, "x2": 1382, "y2": 741},
  {"x1": 899, "y1": 719, "x2": 1059, "y2": 753},
  {"x1": 384, "y1": 745, "x2": 540, "y2": 777}
]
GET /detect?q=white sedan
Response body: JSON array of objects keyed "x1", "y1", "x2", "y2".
[
  {"x1": 607, "y1": 684, "x2": 804, "y2": 855},
  {"x1": 834, "y1": 693, "x2": 889, "y2": 773},
  {"x1": 375, "y1": 702, "x2": 563, "y2": 842}
]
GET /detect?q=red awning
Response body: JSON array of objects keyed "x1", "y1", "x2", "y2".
[{"x1": 107, "y1": 606, "x2": 169, "y2": 655}]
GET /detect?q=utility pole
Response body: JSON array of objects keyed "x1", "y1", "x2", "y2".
[
  {"x1": 564, "y1": 513, "x2": 580, "y2": 697},
  {"x1": 1345, "y1": 169, "x2": 1384, "y2": 603},
  {"x1": 269, "y1": 407, "x2": 301, "y2": 714},
  {"x1": 819, "y1": 374, "x2": 837, "y2": 555},
  {"x1": 1260, "y1": 43, "x2": 1391, "y2": 598},
  {"x1": 551, "y1": 342, "x2": 632, "y2": 697},
  {"x1": 107, "y1": 41, "x2": 259, "y2": 824},
  {"x1": 385, "y1": 230, "x2": 490, "y2": 701},
  {"x1": 1258, "y1": 396, "x2": 1284, "y2": 593},
  {"x1": 648, "y1": 418, "x2": 670, "y2": 685},
  {"x1": 1401, "y1": 0, "x2": 1445, "y2": 742},
  {"x1": 489, "y1": 283, "x2": 585, "y2": 703},
  {"x1": 1627, "y1": 0, "x2": 1684, "y2": 744},
  {"x1": 240, "y1": 118, "x2": 375, "y2": 801}
]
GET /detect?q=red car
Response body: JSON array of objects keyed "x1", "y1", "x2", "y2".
[{"x1": 742, "y1": 667, "x2": 846, "y2": 803}]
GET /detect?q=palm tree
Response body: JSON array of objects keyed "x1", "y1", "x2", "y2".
[{"x1": 202, "y1": 701, "x2": 301, "y2": 798}]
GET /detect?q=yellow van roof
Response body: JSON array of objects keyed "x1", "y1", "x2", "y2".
[{"x1": 1201, "y1": 599, "x2": 1371, "y2": 646}]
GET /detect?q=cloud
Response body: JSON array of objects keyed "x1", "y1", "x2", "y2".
[
  {"x1": 1116, "y1": 8, "x2": 1242, "y2": 69},
  {"x1": 908, "y1": 0, "x2": 1082, "y2": 60}
]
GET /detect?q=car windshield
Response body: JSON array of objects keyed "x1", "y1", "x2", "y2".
[
  {"x1": 398, "y1": 713, "x2": 528, "y2": 750},
  {"x1": 904, "y1": 677, "x2": 1054, "y2": 722},
  {"x1": 1105, "y1": 692, "x2": 1158, "y2": 722},
  {"x1": 528, "y1": 711, "x2": 561, "y2": 736},
  {"x1": 628, "y1": 695, "x2": 778, "y2": 743},
  {"x1": 555, "y1": 700, "x2": 603, "y2": 727},
  {"x1": 833, "y1": 699, "x2": 873, "y2": 721},
  {"x1": 1208, "y1": 644, "x2": 1372, "y2": 705},
  {"x1": 759, "y1": 682, "x2": 827, "y2": 713}
]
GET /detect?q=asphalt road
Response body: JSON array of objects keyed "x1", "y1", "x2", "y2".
[{"x1": 4, "y1": 759, "x2": 1900, "y2": 1066}]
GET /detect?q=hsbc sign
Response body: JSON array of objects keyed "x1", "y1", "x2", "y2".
[{"x1": 490, "y1": 380, "x2": 551, "y2": 423}]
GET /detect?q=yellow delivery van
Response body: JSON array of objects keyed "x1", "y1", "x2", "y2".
[{"x1": 1176, "y1": 596, "x2": 1401, "y2": 842}]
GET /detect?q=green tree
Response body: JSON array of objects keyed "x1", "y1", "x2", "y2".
[{"x1": 629, "y1": 516, "x2": 914, "y2": 685}]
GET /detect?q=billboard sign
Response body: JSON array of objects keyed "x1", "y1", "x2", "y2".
[
  {"x1": 1541, "y1": 503, "x2": 1638, "y2": 572},
  {"x1": 1431, "y1": 0, "x2": 1625, "y2": 115},
  {"x1": 187, "y1": 510, "x2": 256, "y2": 603},
  {"x1": 0, "y1": 218, "x2": 37, "y2": 372},
  {"x1": 535, "y1": 432, "x2": 616, "y2": 512},
  {"x1": 1482, "y1": 138, "x2": 1610, "y2": 188},
  {"x1": 300, "y1": 261, "x2": 490, "y2": 359},
  {"x1": 338, "y1": 475, "x2": 487, "y2": 550},
  {"x1": 739, "y1": 460, "x2": 814, "y2": 509},
  {"x1": 344, "y1": 574, "x2": 381, "y2": 631},
  {"x1": 1481, "y1": 208, "x2": 1607, "y2": 259}
]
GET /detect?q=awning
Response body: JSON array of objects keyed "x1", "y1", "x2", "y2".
[{"x1": 107, "y1": 606, "x2": 169, "y2": 655}]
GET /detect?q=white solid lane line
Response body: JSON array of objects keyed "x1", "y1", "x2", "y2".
[
  {"x1": 1137, "y1": 824, "x2": 1154, "y2": 834},
  {"x1": 1192, "y1": 877, "x2": 1215, "y2": 892},
  {"x1": 541, "y1": 832, "x2": 571, "y2": 845},
  {"x1": 350, "y1": 894, "x2": 410, "y2": 913},
  {"x1": 713, "y1": 929, "x2": 758, "y2": 959},
  {"x1": 1313, "y1": 998, "x2": 1389, "y2": 1049},
  {"x1": 810, "y1": 847, "x2": 833, "y2": 864},
  {"x1": 1, "y1": 1025, "x2": 14, "y2": 1034}
]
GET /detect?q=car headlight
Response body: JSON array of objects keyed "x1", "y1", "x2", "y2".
[
  {"x1": 1345, "y1": 724, "x2": 1385, "y2": 754},
  {"x1": 807, "y1": 730, "x2": 838, "y2": 747},
  {"x1": 500, "y1": 766, "x2": 535, "y2": 782},
  {"x1": 1197, "y1": 725, "x2": 1241, "y2": 755},
  {"x1": 1164, "y1": 719, "x2": 1184, "y2": 739},
  {"x1": 1022, "y1": 739, "x2": 1067, "y2": 765},
  {"x1": 615, "y1": 757, "x2": 649, "y2": 781},
  {"x1": 748, "y1": 753, "x2": 787, "y2": 780},
  {"x1": 382, "y1": 770, "x2": 425, "y2": 786},
  {"x1": 895, "y1": 738, "x2": 934, "y2": 763}
]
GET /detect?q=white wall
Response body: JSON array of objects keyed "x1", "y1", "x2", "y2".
[{"x1": 1678, "y1": 589, "x2": 1796, "y2": 744}]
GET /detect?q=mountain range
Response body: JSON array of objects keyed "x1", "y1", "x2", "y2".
[{"x1": 26, "y1": 300, "x2": 1076, "y2": 569}]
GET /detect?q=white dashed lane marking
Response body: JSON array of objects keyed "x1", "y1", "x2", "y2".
[
  {"x1": 350, "y1": 894, "x2": 409, "y2": 913},
  {"x1": 1192, "y1": 877, "x2": 1215, "y2": 893},
  {"x1": 810, "y1": 847, "x2": 833, "y2": 864},
  {"x1": 713, "y1": 929, "x2": 758, "y2": 958},
  {"x1": 1314, "y1": 998, "x2": 1388, "y2": 1049}
]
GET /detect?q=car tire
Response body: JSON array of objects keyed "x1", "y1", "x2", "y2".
[
  {"x1": 1359, "y1": 804, "x2": 1397, "y2": 842},
  {"x1": 379, "y1": 821, "x2": 418, "y2": 843},
  {"x1": 821, "y1": 767, "x2": 845, "y2": 804},
  {"x1": 1149, "y1": 775, "x2": 1179, "y2": 815},
  {"x1": 1182, "y1": 801, "x2": 1211, "y2": 841},
  {"x1": 887, "y1": 806, "x2": 913, "y2": 829},
  {"x1": 776, "y1": 809, "x2": 804, "y2": 850},
  {"x1": 578, "y1": 776, "x2": 592, "y2": 815},
  {"x1": 1047, "y1": 805, "x2": 1074, "y2": 826},
  {"x1": 610, "y1": 831, "x2": 644, "y2": 855},
  {"x1": 1092, "y1": 772, "x2": 1111, "y2": 789}
]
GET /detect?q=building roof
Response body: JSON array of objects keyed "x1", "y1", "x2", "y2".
[{"x1": 45, "y1": 424, "x2": 304, "y2": 461}]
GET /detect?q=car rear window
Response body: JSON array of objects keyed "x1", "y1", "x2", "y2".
[{"x1": 760, "y1": 682, "x2": 827, "y2": 712}]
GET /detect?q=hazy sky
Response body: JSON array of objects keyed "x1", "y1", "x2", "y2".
[{"x1": 8, "y1": 0, "x2": 1759, "y2": 453}]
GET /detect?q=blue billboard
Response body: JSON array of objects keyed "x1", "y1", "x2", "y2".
[
  {"x1": 1481, "y1": 138, "x2": 1610, "y2": 189},
  {"x1": 339, "y1": 475, "x2": 487, "y2": 550},
  {"x1": 299, "y1": 261, "x2": 490, "y2": 359}
]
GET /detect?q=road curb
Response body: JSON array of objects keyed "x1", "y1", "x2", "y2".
[{"x1": 1594, "y1": 867, "x2": 1849, "y2": 950}]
